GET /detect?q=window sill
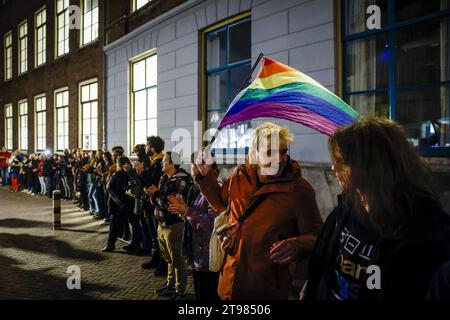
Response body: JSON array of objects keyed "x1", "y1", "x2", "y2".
[
  {"x1": 79, "y1": 39, "x2": 99, "y2": 50},
  {"x1": 18, "y1": 70, "x2": 30, "y2": 77},
  {"x1": 34, "y1": 63, "x2": 47, "y2": 70},
  {"x1": 54, "y1": 52, "x2": 71, "y2": 61},
  {"x1": 419, "y1": 147, "x2": 450, "y2": 158}
]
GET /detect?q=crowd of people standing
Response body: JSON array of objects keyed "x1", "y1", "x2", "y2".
[{"x1": 1, "y1": 117, "x2": 450, "y2": 301}]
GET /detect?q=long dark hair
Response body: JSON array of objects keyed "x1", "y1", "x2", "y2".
[
  {"x1": 103, "y1": 151, "x2": 113, "y2": 165},
  {"x1": 329, "y1": 117, "x2": 436, "y2": 227},
  {"x1": 133, "y1": 144, "x2": 147, "y2": 163}
]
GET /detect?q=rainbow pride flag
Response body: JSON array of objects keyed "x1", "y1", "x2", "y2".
[{"x1": 218, "y1": 57, "x2": 359, "y2": 135}]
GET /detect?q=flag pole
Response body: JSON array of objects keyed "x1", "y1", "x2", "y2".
[{"x1": 205, "y1": 52, "x2": 265, "y2": 152}]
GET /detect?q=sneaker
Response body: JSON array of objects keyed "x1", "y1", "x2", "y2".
[
  {"x1": 101, "y1": 244, "x2": 115, "y2": 252},
  {"x1": 155, "y1": 283, "x2": 176, "y2": 297},
  {"x1": 169, "y1": 291, "x2": 186, "y2": 300}
]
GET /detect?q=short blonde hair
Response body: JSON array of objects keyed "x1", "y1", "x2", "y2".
[{"x1": 249, "y1": 122, "x2": 294, "y2": 163}]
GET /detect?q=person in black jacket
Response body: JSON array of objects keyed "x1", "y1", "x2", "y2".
[
  {"x1": 31, "y1": 154, "x2": 41, "y2": 195},
  {"x1": 123, "y1": 160, "x2": 153, "y2": 255},
  {"x1": 141, "y1": 136, "x2": 167, "y2": 276},
  {"x1": 43, "y1": 154, "x2": 54, "y2": 198},
  {"x1": 301, "y1": 117, "x2": 450, "y2": 301},
  {"x1": 76, "y1": 156, "x2": 90, "y2": 211},
  {"x1": 101, "y1": 156, "x2": 133, "y2": 252}
]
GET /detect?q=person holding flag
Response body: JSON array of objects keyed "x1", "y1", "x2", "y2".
[
  {"x1": 193, "y1": 54, "x2": 360, "y2": 299},
  {"x1": 195, "y1": 121, "x2": 323, "y2": 300}
]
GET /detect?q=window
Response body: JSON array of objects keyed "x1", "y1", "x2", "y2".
[
  {"x1": 55, "y1": 89, "x2": 69, "y2": 151},
  {"x1": 18, "y1": 21, "x2": 28, "y2": 74},
  {"x1": 131, "y1": 52, "x2": 157, "y2": 146},
  {"x1": 132, "y1": 0, "x2": 151, "y2": 11},
  {"x1": 4, "y1": 104, "x2": 13, "y2": 150},
  {"x1": 80, "y1": 80, "x2": 98, "y2": 150},
  {"x1": 203, "y1": 16, "x2": 252, "y2": 149},
  {"x1": 81, "y1": 0, "x2": 99, "y2": 45},
  {"x1": 4, "y1": 31, "x2": 12, "y2": 80},
  {"x1": 19, "y1": 100, "x2": 28, "y2": 151},
  {"x1": 35, "y1": 7, "x2": 47, "y2": 67},
  {"x1": 343, "y1": 0, "x2": 450, "y2": 156},
  {"x1": 35, "y1": 95, "x2": 46, "y2": 151},
  {"x1": 56, "y1": 0, "x2": 69, "y2": 57}
]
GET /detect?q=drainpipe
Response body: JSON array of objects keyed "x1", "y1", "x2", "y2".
[{"x1": 102, "y1": 0, "x2": 108, "y2": 151}]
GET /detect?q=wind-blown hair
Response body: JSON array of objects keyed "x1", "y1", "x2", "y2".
[{"x1": 329, "y1": 117, "x2": 436, "y2": 227}]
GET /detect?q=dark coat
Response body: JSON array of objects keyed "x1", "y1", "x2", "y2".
[
  {"x1": 304, "y1": 195, "x2": 450, "y2": 300},
  {"x1": 107, "y1": 170, "x2": 133, "y2": 216}
]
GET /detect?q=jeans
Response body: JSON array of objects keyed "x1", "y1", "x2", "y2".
[
  {"x1": 38, "y1": 176, "x2": 46, "y2": 195},
  {"x1": 0, "y1": 167, "x2": 8, "y2": 186},
  {"x1": 61, "y1": 176, "x2": 72, "y2": 199},
  {"x1": 88, "y1": 183, "x2": 100, "y2": 213},
  {"x1": 45, "y1": 176, "x2": 53, "y2": 197}
]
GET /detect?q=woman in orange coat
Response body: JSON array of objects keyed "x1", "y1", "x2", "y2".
[{"x1": 195, "y1": 122, "x2": 323, "y2": 300}]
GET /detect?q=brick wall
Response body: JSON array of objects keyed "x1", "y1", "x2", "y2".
[{"x1": 0, "y1": 0, "x2": 109, "y2": 153}]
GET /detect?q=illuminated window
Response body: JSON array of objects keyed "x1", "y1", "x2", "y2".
[
  {"x1": 131, "y1": 53, "x2": 157, "y2": 146},
  {"x1": 19, "y1": 100, "x2": 28, "y2": 151},
  {"x1": 18, "y1": 22, "x2": 28, "y2": 74},
  {"x1": 35, "y1": 7, "x2": 47, "y2": 67},
  {"x1": 4, "y1": 32, "x2": 12, "y2": 80},
  {"x1": 81, "y1": 0, "x2": 99, "y2": 45},
  {"x1": 4, "y1": 104, "x2": 13, "y2": 150},
  {"x1": 35, "y1": 95, "x2": 47, "y2": 151},
  {"x1": 133, "y1": 0, "x2": 151, "y2": 11},
  {"x1": 80, "y1": 80, "x2": 98, "y2": 150},
  {"x1": 203, "y1": 17, "x2": 252, "y2": 149},
  {"x1": 55, "y1": 89, "x2": 69, "y2": 151},
  {"x1": 56, "y1": 0, "x2": 69, "y2": 57}
]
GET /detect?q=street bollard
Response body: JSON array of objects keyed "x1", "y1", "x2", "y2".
[{"x1": 53, "y1": 190, "x2": 61, "y2": 230}]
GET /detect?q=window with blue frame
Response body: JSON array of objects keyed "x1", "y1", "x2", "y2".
[
  {"x1": 343, "y1": 0, "x2": 450, "y2": 156},
  {"x1": 204, "y1": 17, "x2": 252, "y2": 150}
]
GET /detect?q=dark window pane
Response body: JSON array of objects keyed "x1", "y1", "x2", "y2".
[
  {"x1": 396, "y1": 0, "x2": 448, "y2": 21},
  {"x1": 396, "y1": 18, "x2": 449, "y2": 86},
  {"x1": 206, "y1": 28, "x2": 227, "y2": 70},
  {"x1": 346, "y1": 33, "x2": 389, "y2": 92},
  {"x1": 207, "y1": 70, "x2": 228, "y2": 111},
  {"x1": 344, "y1": 0, "x2": 388, "y2": 35},
  {"x1": 229, "y1": 20, "x2": 251, "y2": 64},
  {"x1": 230, "y1": 63, "x2": 251, "y2": 102},
  {"x1": 396, "y1": 85, "x2": 449, "y2": 148},
  {"x1": 348, "y1": 91, "x2": 390, "y2": 118}
]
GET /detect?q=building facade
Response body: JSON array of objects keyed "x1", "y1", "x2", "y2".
[
  {"x1": 103, "y1": 0, "x2": 450, "y2": 217},
  {"x1": 0, "y1": 0, "x2": 106, "y2": 153},
  {"x1": 2, "y1": 0, "x2": 449, "y2": 217}
]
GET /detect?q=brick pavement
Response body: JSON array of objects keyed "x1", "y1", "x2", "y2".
[{"x1": 0, "y1": 187, "x2": 194, "y2": 300}]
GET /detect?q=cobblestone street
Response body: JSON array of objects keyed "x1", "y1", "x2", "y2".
[{"x1": 0, "y1": 187, "x2": 194, "y2": 300}]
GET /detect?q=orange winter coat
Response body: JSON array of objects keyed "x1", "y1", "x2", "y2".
[{"x1": 197, "y1": 159, "x2": 323, "y2": 300}]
